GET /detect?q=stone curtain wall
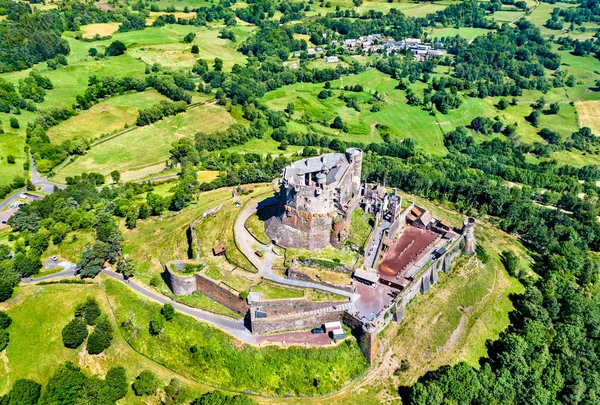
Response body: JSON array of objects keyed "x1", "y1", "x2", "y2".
[
  {"x1": 251, "y1": 311, "x2": 341, "y2": 334},
  {"x1": 195, "y1": 274, "x2": 249, "y2": 315}
]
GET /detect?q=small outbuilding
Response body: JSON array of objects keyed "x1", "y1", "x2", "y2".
[
  {"x1": 353, "y1": 268, "x2": 380, "y2": 286},
  {"x1": 213, "y1": 243, "x2": 226, "y2": 256}
]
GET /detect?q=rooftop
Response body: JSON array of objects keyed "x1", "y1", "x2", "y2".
[{"x1": 283, "y1": 153, "x2": 351, "y2": 187}]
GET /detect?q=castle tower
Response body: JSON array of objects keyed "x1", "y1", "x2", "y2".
[{"x1": 462, "y1": 217, "x2": 476, "y2": 255}]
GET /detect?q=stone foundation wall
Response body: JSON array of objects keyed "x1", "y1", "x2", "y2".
[
  {"x1": 165, "y1": 265, "x2": 197, "y2": 296},
  {"x1": 256, "y1": 298, "x2": 347, "y2": 317},
  {"x1": 251, "y1": 311, "x2": 341, "y2": 334},
  {"x1": 194, "y1": 274, "x2": 249, "y2": 316}
]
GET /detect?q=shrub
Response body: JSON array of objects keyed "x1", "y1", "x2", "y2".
[
  {"x1": 104, "y1": 367, "x2": 128, "y2": 402},
  {"x1": 0, "y1": 312, "x2": 12, "y2": 330},
  {"x1": 78, "y1": 297, "x2": 101, "y2": 325},
  {"x1": 0, "y1": 281, "x2": 14, "y2": 302},
  {"x1": 161, "y1": 303, "x2": 175, "y2": 321},
  {"x1": 192, "y1": 390, "x2": 255, "y2": 405},
  {"x1": 86, "y1": 316, "x2": 113, "y2": 354},
  {"x1": 149, "y1": 318, "x2": 165, "y2": 336},
  {"x1": 9, "y1": 117, "x2": 19, "y2": 129},
  {"x1": 61, "y1": 317, "x2": 88, "y2": 349},
  {"x1": 6, "y1": 155, "x2": 15, "y2": 164},
  {"x1": 0, "y1": 330, "x2": 8, "y2": 351},
  {"x1": 331, "y1": 116, "x2": 344, "y2": 129},
  {"x1": 183, "y1": 32, "x2": 196, "y2": 43},
  {"x1": 191, "y1": 45, "x2": 199, "y2": 54},
  {"x1": 132, "y1": 371, "x2": 159, "y2": 396}
]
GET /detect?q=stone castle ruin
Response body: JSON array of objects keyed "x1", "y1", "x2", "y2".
[{"x1": 265, "y1": 148, "x2": 363, "y2": 250}]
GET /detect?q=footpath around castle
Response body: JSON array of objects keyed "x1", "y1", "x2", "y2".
[{"x1": 164, "y1": 148, "x2": 477, "y2": 362}]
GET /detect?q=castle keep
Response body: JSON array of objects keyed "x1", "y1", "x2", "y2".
[{"x1": 265, "y1": 148, "x2": 363, "y2": 250}]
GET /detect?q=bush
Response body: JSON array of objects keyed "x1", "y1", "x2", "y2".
[
  {"x1": 0, "y1": 330, "x2": 8, "y2": 351},
  {"x1": 132, "y1": 371, "x2": 159, "y2": 396},
  {"x1": 331, "y1": 116, "x2": 344, "y2": 129},
  {"x1": 149, "y1": 318, "x2": 164, "y2": 336},
  {"x1": 104, "y1": 367, "x2": 128, "y2": 402},
  {"x1": 183, "y1": 32, "x2": 196, "y2": 43},
  {"x1": 86, "y1": 317, "x2": 113, "y2": 354},
  {"x1": 7, "y1": 155, "x2": 15, "y2": 164},
  {"x1": 0, "y1": 312, "x2": 12, "y2": 330},
  {"x1": 191, "y1": 45, "x2": 199, "y2": 54},
  {"x1": 192, "y1": 390, "x2": 255, "y2": 405},
  {"x1": 161, "y1": 303, "x2": 175, "y2": 321},
  {"x1": 5, "y1": 379, "x2": 42, "y2": 405},
  {"x1": 77, "y1": 297, "x2": 102, "y2": 325},
  {"x1": 9, "y1": 117, "x2": 19, "y2": 129},
  {"x1": 0, "y1": 281, "x2": 14, "y2": 302},
  {"x1": 61, "y1": 317, "x2": 88, "y2": 349},
  {"x1": 501, "y1": 250, "x2": 521, "y2": 278}
]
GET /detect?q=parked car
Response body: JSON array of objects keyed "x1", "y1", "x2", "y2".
[
  {"x1": 254, "y1": 250, "x2": 263, "y2": 257},
  {"x1": 311, "y1": 327, "x2": 324, "y2": 334},
  {"x1": 51, "y1": 256, "x2": 58, "y2": 262}
]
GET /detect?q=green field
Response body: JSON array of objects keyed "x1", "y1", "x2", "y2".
[
  {"x1": 0, "y1": 283, "x2": 211, "y2": 402},
  {"x1": 0, "y1": 127, "x2": 27, "y2": 186},
  {"x1": 54, "y1": 103, "x2": 237, "y2": 182},
  {"x1": 47, "y1": 90, "x2": 169, "y2": 145},
  {"x1": 106, "y1": 279, "x2": 369, "y2": 396}
]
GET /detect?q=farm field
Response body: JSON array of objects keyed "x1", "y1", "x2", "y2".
[
  {"x1": 54, "y1": 103, "x2": 237, "y2": 182},
  {"x1": 80, "y1": 22, "x2": 120, "y2": 38},
  {"x1": 47, "y1": 90, "x2": 169, "y2": 145}
]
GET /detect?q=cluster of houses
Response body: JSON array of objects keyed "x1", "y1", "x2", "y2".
[
  {"x1": 336, "y1": 35, "x2": 445, "y2": 60},
  {"x1": 292, "y1": 33, "x2": 445, "y2": 63}
]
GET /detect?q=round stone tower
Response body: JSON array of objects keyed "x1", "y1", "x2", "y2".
[{"x1": 462, "y1": 217, "x2": 476, "y2": 255}]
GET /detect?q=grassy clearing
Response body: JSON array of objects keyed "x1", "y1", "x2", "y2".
[
  {"x1": 425, "y1": 27, "x2": 494, "y2": 40},
  {"x1": 48, "y1": 90, "x2": 169, "y2": 145},
  {"x1": 298, "y1": 266, "x2": 353, "y2": 286},
  {"x1": 251, "y1": 281, "x2": 304, "y2": 300},
  {"x1": 176, "y1": 291, "x2": 241, "y2": 318},
  {"x1": 106, "y1": 279, "x2": 369, "y2": 396},
  {"x1": 221, "y1": 270, "x2": 257, "y2": 292},
  {"x1": 0, "y1": 129, "x2": 27, "y2": 186},
  {"x1": 286, "y1": 245, "x2": 360, "y2": 269},
  {"x1": 44, "y1": 230, "x2": 96, "y2": 264},
  {"x1": 80, "y1": 22, "x2": 120, "y2": 38},
  {"x1": 127, "y1": 25, "x2": 252, "y2": 70},
  {"x1": 347, "y1": 209, "x2": 373, "y2": 248},
  {"x1": 54, "y1": 103, "x2": 236, "y2": 181},
  {"x1": 0, "y1": 283, "x2": 211, "y2": 401}
]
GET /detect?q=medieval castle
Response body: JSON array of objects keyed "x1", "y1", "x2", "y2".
[{"x1": 265, "y1": 148, "x2": 363, "y2": 249}]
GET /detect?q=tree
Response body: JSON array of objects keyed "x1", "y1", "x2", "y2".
[
  {"x1": 9, "y1": 117, "x2": 19, "y2": 129},
  {"x1": 77, "y1": 247, "x2": 104, "y2": 279},
  {"x1": 0, "y1": 281, "x2": 13, "y2": 302},
  {"x1": 106, "y1": 41, "x2": 127, "y2": 57},
  {"x1": 102, "y1": 367, "x2": 128, "y2": 402},
  {"x1": 88, "y1": 48, "x2": 98, "y2": 57},
  {"x1": 501, "y1": 250, "x2": 521, "y2": 278},
  {"x1": 183, "y1": 32, "x2": 196, "y2": 43},
  {"x1": 6, "y1": 155, "x2": 15, "y2": 164},
  {"x1": 110, "y1": 170, "x2": 120, "y2": 184},
  {"x1": 284, "y1": 102, "x2": 295, "y2": 117},
  {"x1": 132, "y1": 371, "x2": 158, "y2": 396},
  {"x1": 116, "y1": 258, "x2": 135, "y2": 279},
  {"x1": 214, "y1": 58, "x2": 223, "y2": 71},
  {"x1": 61, "y1": 317, "x2": 88, "y2": 349},
  {"x1": 163, "y1": 379, "x2": 186, "y2": 405},
  {"x1": 497, "y1": 98, "x2": 509, "y2": 110},
  {"x1": 331, "y1": 116, "x2": 344, "y2": 129},
  {"x1": 5, "y1": 379, "x2": 41, "y2": 405},
  {"x1": 86, "y1": 316, "x2": 113, "y2": 355},
  {"x1": 0, "y1": 312, "x2": 12, "y2": 330},
  {"x1": 78, "y1": 297, "x2": 101, "y2": 326},
  {"x1": 149, "y1": 318, "x2": 164, "y2": 336},
  {"x1": 191, "y1": 45, "x2": 199, "y2": 54},
  {"x1": 138, "y1": 203, "x2": 150, "y2": 219},
  {"x1": 161, "y1": 303, "x2": 175, "y2": 321},
  {"x1": 548, "y1": 102, "x2": 560, "y2": 114}
]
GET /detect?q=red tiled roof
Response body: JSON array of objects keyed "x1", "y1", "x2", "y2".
[{"x1": 378, "y1": 226, "x2": 438, "y2": 281}]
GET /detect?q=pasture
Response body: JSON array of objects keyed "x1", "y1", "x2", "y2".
[
  {"x1": 48, "y1": 90, "x2": 169, "y2": 144},
  {"x1": 575, "y1": 100, "x2": 600, "y2": 135},
  {"x1": 80, "y1": 22, "x2": 120, "y2": 38},
  {"x1": 54, "y1": 103, "x2": 236, "y2": 182}
]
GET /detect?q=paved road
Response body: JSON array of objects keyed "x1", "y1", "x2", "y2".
[{"x1": 233, "y1": 196, "x2": 360, "y2": 302}]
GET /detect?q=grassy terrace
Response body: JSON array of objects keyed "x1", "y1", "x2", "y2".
[{"x1": 106, "y1": 279, "x2": 368, "y2": 396}]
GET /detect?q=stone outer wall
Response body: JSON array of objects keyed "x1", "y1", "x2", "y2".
[
  {"x1": 287, "y1": 268, "x2": 354, "y2": 293},
  {"x1": 251, "y1": 311, "x2": 341, "y2": 334},
  {"x1": 256, "y1": 298, "x2": 347, "y2": 317},
  {"x1": 165, "y1": 266, "x2": 197, "y2": 296},
  {"x1": 343, "y1": 312, "x2": 378, "y2": 364},
  {"x1": 194, "y1": 274, "x2": 249, "y2": 316}
]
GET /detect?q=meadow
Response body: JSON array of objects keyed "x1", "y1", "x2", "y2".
[
  {"x1": 0, "y1": 283, "x2": 211, "y2": 403},
  {"x1": 54, "y1": 103, "x2": 237, "y2": 182}
]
